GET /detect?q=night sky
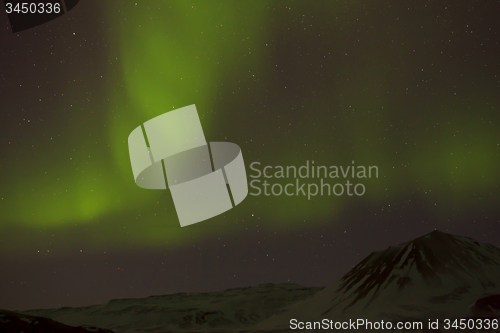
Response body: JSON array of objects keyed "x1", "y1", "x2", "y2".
[{"x1": 0, "y1": 0, "x2": 499, "y2": 311}]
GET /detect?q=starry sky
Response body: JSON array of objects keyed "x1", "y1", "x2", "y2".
[{"x1": 0, "y1": 0, "x2": 499, "y2": 311}]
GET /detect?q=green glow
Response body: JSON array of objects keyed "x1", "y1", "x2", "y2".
[
  {"x1": 410, "y1": 106, "x2": 499, "y2": 206},
  {"x1": 1, "y1": 1, "x2": 498, "y2": 254}
]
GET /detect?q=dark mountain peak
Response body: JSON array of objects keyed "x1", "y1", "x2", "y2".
[
  {"x1": 427, "y1": 229, "x2": 446, "y2": 235},
  {"x1": 408, "y1": 230, "x2": 497, "y2": 262},
  {"x1": 417, "y1": 228, "x2": 465, "y2": 242},
  {"x1": 424, "y1": 229, "x2": 448, "y2": 237},
  {"x1": 255, "y1": 232, "x2": 500, "y2": 330},
  {"x1": 334, "y1": 231, "x2": 500, "y2": 311}
]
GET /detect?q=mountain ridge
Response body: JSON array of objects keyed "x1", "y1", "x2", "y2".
[
  {"x1": 335, "y1": 230, "x2": 500, "y2": 311},
  {"x1": 7, "y1": 230, "x2": 500, "y2": 333},
  {"x1": 255, "y1": 230, "x2": 500, "y2": 331}
]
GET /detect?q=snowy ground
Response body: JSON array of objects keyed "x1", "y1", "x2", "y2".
[
  {"x1": 13, "y1": 231, "x2": 500, "y2": 333},
  {"x1": 22, "y1": 283, "x2": 322, "y2": 333}
]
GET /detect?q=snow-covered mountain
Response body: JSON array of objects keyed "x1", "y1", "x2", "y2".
[
  {"x1": 21, "y1": 283, "x2": 322, "y2": 333},
  {"x1": 12, "y1": 231, "x2": 500, "y2": 332},
  {"x1": 255, "y1": 230, "x2": 500, "y2": 331}
]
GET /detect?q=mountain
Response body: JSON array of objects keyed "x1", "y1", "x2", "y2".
[
  {"x1": 0, "y1": 309, "x2": 114, "y2": 333},
  {"x1": 14, "y1": 231, "x2": 500, "y2": 332},
  {"x1": 21, "y1": 283, "x2": 322, "y2": 333},
  {"x1": 255, "y1": 230, "x2": 500, "y2": 331}
]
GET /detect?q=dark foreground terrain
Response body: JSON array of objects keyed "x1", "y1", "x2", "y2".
[{"x1": 3, "y1": 231, "x2": 500, "y2": 332}]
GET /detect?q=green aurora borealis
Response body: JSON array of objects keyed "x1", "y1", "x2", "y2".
[{"x1": 1, "y1": 1, "x2": 499, "y2": 253}]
